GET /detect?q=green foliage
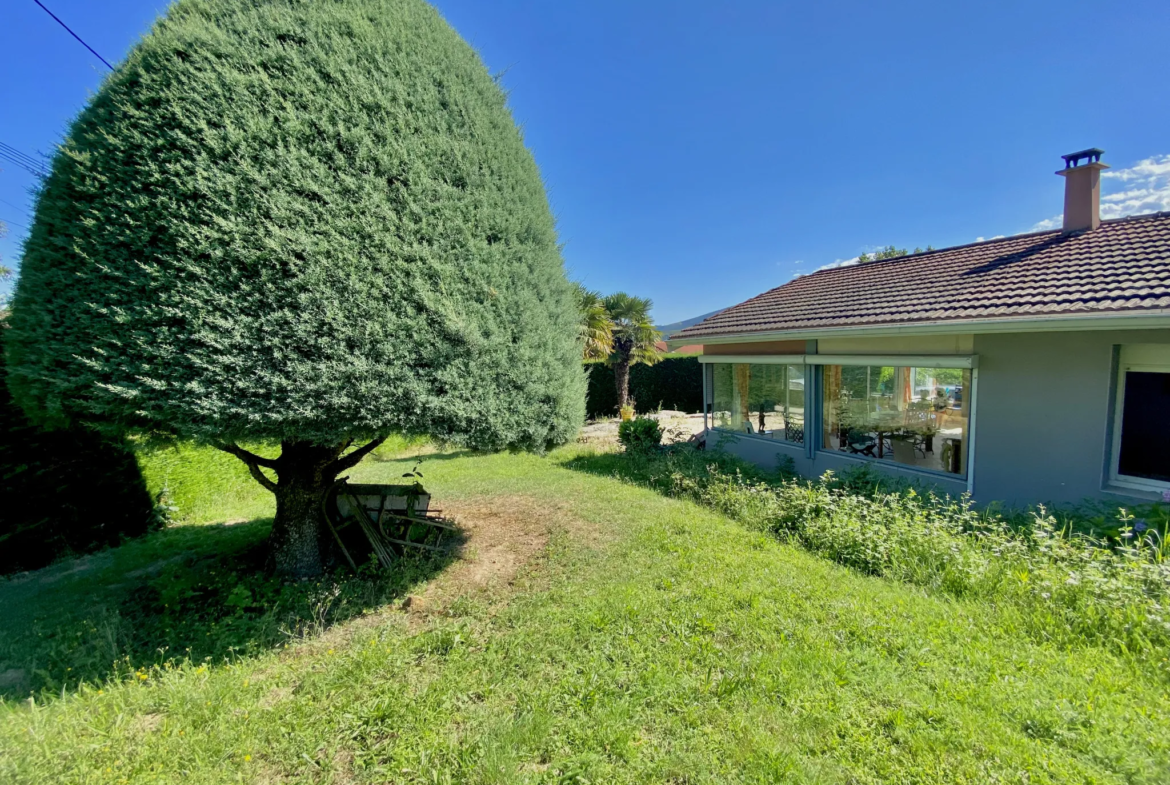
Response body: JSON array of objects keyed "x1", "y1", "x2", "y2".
[
  {"x1": 574, "y1": 283, "x2": 612, "y2": 361},
  {"x1": 581, "y1": 446, "x2": 1170, "y2": 655},
  {"x1": 136, "y1": 441, "x2": 276, "y2": 525},
  {"x1": 856, "y1": 244, "x2": 934, "y2": 263},
  {"x1": 585, "y1": 356, "x2": 702, "y2": 418},
  {"x1": 6, "y1": 0, "x2": 584, "y2": 453},
  {"x1": 617, "y1": 417, "x2": 662, "y2": 452},
  {"x1": 0, "y1": 219, "x2": 9, "y2": 281},
  {"x1": 0, "y1": 326, "x2": 157, "y2": 575},
  {"x1": 601, "y1": 292, "x2": 661, "y2": 367}
]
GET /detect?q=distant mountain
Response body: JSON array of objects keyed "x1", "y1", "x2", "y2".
[{"x1": 656, "y1": 308, "x2": 725, "y2": 338}]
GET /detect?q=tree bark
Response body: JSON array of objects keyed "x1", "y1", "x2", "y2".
[
  {"x1": 614, "y1": 359, "x2": 631, "y2": 411},
  {"x1": 218, "y1": 436, "x2": 388, "y2": 579},
  {"x1": 267, "y1": 441, "x2": 343, "y2": 578}
]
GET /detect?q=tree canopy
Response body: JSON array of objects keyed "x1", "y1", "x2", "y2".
[
  {"x1": 599, "y1": 292, "x2": 661, "y2": 410},
  {"x1": 574, "y1": 284, "x2": 613, "y2": 362},
  {"x1": 4, "y1": 0, "x2": 586, "y2": 576},
  {"x1": 856, "y1": 244, "x2": 934, "y2": 263},
  {"x1": 6, "y1": 0, "x2": 585, "y2": 453}
]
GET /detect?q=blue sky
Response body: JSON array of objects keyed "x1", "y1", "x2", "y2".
[{"x1": 2, "y1": 0, "x2": 1169, "y2": 323}]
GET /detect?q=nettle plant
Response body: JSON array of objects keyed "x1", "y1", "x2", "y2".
[
  {"x1": 6, "y1": 0, "x2": 585, "y2": 577},
  {"x1": 619, "y1": 447, "x2": 1170, "y2": 655}
]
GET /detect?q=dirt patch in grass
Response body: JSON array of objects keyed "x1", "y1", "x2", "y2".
[
  {"x1": 259, "y1": 685, "x2": 294, "y2": 709},
  {"x1": 311, "y1": 494, "x2": 598, "y2": 645},
  {"x1": 9, "y1": 554, "x2": 100, "y2": 587},
  {"x1": 132, "y1": 712, "x2": 164, "y2": 735},
  {"x1": 403, "y1": 493, "x2": 601, "y2": 623}
]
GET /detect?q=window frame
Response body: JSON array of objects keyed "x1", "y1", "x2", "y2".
[
  {"x1": 1108, "y1": 345, "x2": 1170, "y2": 493},
  {"x1": 705, "y1": 358, "x2": 809, "y2": 446},
  {"x1": 816, "y1": 359, "x2": 975, "y2": 482},
  {"x1": 700, "y1": 354, "x2": 977, "y2": 484}
]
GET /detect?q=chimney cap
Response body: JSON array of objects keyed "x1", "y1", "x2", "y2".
[{"x1": 1061, "y1": 148, "x2": 1105, "y2": 168}]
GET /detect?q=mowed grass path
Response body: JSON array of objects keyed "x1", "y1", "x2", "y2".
[{"x1": 2, "y1": 448, "x2": 1168, "y2": 783}]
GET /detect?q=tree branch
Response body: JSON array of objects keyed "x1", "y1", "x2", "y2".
[
  {"x1": 329, "y1": 436, "x2": 388, "y2": 474},
  {"x1": 215, "y1": 442, "x2": 278, "y2": 493},
  {"x1": 215, "y1": 442, "x2": 279, "y2": 469}
]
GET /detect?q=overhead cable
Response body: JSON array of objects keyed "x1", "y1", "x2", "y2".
[{"x1": 32, "y1": 0, "x2": 115, "y2": 71}]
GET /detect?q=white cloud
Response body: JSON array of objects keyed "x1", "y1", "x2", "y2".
[
  {"x1": 815, "y1": 255, "x2": 861, "y2": 272},
  {"x1": 1030, "y1": 154, "x2": 1170, "y2": 231},
  {"x1": 1102, "y1": 155, "x2": 1170, "y2": 183},
  {"x1": 1098, "y1": 155, "x2": 1170, "y2": 216},
  {"x1": 1029, "y1": 215, "x2": 1063, "y2": 231}
]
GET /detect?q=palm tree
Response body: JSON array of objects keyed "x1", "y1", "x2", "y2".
[
  {"x1": 602, "y1": 292, "x2": 662, "y2": 411},
  {"x1": 575, "y1": 283, "x2": 613, "y2": 361}
]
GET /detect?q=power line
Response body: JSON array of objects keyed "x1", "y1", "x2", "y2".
[
  {"x1": 0, "y1": 151, "x2": 48, "y2": 178},
  {"x1": 32, "y1": 0, "x2": 114, "y2": 71},
  {"x1": 0, "y1": 141, "x2": 49, "y2": 168},
  {"x1": 0, "y1": 142, "x2": 49, "y2": 172},
  {"x1": 0, "y1": 197, "x2": 30, "y2": 217},
  {"x1": 0, "y1": 143, "x2": 50, "y2": 178},
  {"x1": 0, "y1": 215, "x2": 29, "y2": 232}
]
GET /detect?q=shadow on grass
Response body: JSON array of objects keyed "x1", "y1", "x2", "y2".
[
  {"x1": 0, "y1": 516, "x2": 457, "y2": 700},
  {"x1": 367, "y1": 447, "x2": 477, "y2": 466}
]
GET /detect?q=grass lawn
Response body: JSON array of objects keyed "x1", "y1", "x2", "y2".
[{"x1": 1, "y1": 445, "x2": 1168, "y2": 783}]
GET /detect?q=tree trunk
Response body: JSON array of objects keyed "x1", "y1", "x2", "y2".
[
  {"x1": 614, "y1": 359, "x2": 631, "y2": 411},
  {"x1": 219, "y1": 436, "x2": 388, "y2": 579},
  {"x1": 268, "y1": 440, "x2": 343, "y2": 579}
]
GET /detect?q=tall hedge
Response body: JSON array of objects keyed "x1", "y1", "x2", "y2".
[
  {"x1": 7, "y1": 0, "x2": 583, "y2": 450},
  {"x1": 0, "y1": 327, "x2": 156, "y2": 574},
  {"x1": 5, "y1": 0, "x2": 585, "y2": 576},
  {"x1": 586, "y1": 356, "x2": 702, "y2": 418}
]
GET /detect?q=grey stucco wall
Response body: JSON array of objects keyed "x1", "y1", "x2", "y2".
[
  {"x1": 971, "y1": 329, "x2": 1170, "y2": 507},
  {"x1": 709, "y1": 328, "x2": 1170, "y2": 508}
]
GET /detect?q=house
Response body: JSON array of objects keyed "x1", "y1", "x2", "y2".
[
  {"x1": 668, "y1": 150, "x2": 1170, "y2": 507},
  {"x1": 654, "y1": 340, "x2": 703, "y2": 355}
]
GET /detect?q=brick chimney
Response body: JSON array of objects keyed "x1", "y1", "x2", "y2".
[{"x1": 1056, "y1": 148, "x2": 1109, "y2": 232}]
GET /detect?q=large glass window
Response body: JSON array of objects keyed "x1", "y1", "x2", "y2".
[
  {"x1": 1117, "y1": 372, "x2": 1170, "y2": 483},
  {"x1": 822, "y1": 365, "x2": 971, "y2": 476},
  {"x1": 712, "y1": 363, "x2": 805, "y2": 443},
  {"x1": 1112, "y1": 346, "x2": 1170, "y2": 488}
]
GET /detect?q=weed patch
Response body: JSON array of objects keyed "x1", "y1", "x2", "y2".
[{"x1": 562, "y1": 446, "x2": 1170, "y2": 656}]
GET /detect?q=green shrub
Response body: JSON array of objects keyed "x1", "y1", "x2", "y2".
[
  {"x1": 617, "y1": 417, "x2": 663, "y2": 452},
  {"x1": 595, "y1": 445, "x2": 1170, "y2": 656}
]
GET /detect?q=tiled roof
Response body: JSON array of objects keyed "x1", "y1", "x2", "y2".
[{"x1": 675, "y1": 212, "x2": 1170, "y2": 341}]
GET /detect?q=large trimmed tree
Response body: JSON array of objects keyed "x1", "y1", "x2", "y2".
[{"x1": 5, "y1": 0, "x2": 585, "y2": 578}]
